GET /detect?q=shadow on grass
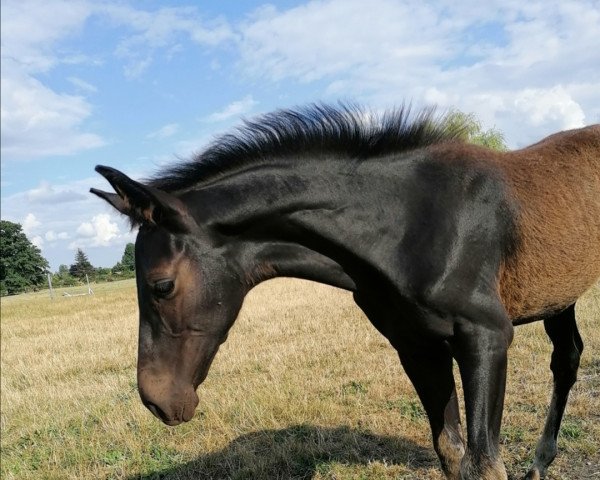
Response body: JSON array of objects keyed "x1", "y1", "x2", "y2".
[{"x1": 128, "y1": 424, "x2": 437, "y2": 479}]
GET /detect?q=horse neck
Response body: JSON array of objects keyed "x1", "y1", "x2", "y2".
[{"x1": 183, "y1": 160, "x2": 392, "y2": 291}]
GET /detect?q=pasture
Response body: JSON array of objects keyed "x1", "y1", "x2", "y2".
[{"x1": 1, "y1": 278, "x2": 598, "y2": 479}]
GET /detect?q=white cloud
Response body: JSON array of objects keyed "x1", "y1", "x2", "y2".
[
  {"x1": 205, "y1": 95, "x2": 258, "y2": 122},
  {"x1": 513, "y1": 87, "x2": 585, "y2": 129},
  {"x1": 75, "y1": 214, "x2": 119, "y2": 245},
  {"x1": 67, "y1": 77, "x2": 98, "y2": 93},
  {"x1": 238, "y1": 0, "x2": 447, "y2": 83},
  {"x1": 71, "y1": 213, "x2": 132, "y2": 249},
  {"x1": 147, "y1": 123, "x2": 179, "y2": 139},
  {"x1": 0, "y1": 0, "x2": 105, "y2": 161},
  {"x1": 0, "y1": 0, "x2": 93, "y2": 74},
  {"x1": 0, "y1": 1, "x2": 235, "y2": 161},
  {"x1": 1, "y1": 176, "x2": 135, "y2": 268},
  {"x1": 234, "y1": 0, "x2": 600, "y2": 146},
  {"x1": 45, "y1": 230, "x2": 70, "y2": 243},
  {"x1": 76, "y1": 222, "x2": 96, "y2": 238},
  {"x1": 103, "y1": 4, "x2": 235, "y2": 78},
  {"x1": 26, "y1": 181, "x2": 87, "y2": 204},
  {"x1": 22, "y1": 213, "x2": 41, "y2": 235},
  {"x1": 31, "y1": 235, "x2": 45, "y2": 248},
  {"x1": 1, "y1": 65, "x2": 105, "y2": 161}
]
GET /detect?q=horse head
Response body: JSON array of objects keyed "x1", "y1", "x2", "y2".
[{"x1": 92, "y1": 166, "x2": 245, "y2": 425}]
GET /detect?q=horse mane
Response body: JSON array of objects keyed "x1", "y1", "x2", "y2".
[{"x1": 147, "y1": 103, "x2": 466, "y2": 192}]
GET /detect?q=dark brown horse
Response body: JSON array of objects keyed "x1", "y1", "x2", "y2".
[{"x1": 91, "y1": 105, "x2": 600, "y2": 480}]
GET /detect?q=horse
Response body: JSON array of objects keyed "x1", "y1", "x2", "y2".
[{"x1": 91, "y1": 104, "x2": 600, "y2": 480}]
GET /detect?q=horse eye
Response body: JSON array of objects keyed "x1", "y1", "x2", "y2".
[{"x1": 154, "y1": 280, "x2": 174, "y2": 296}]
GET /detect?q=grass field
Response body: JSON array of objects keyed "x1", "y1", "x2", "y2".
[{"x1": 1, "y1": 278, "x2": 599, "y2": 479}]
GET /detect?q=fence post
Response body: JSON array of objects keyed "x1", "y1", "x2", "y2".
[
  {"x1": 86, "y1": 274, "x2": 94, "y2": 295},
  {"x1": 47, "y1": 273, "x2": 54, "y2": 299}
]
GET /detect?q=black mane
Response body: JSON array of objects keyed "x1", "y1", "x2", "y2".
[{"x1": 148, "y1": 103, "x2": 464, "y2": 192}]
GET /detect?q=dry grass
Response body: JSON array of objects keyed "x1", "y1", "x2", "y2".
[{"x1": 1, "y1": 279, "x2": 598, "y2": 479}]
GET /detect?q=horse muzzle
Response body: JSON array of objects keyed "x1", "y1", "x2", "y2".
[{"x1": 138, "y1": 371, "x2": 200, "y2": 426}]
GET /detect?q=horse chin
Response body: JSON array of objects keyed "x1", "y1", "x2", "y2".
[{"x1": 162, "y1": 418, "x2": 185, "y2": 427}]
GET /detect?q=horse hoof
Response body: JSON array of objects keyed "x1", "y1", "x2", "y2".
[{"x1": 523, "y1": 468, "x2": 541, "y2": 480}]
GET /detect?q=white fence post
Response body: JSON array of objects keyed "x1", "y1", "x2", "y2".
[{"x1": 47, "y1": 273, "x2": 54, "y2": 299}]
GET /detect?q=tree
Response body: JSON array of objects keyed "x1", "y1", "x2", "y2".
[
  {"x1": 69, "y1": 249, "x2": 95, "y2": 280},
  {"x1": 52, "y1": 264, "x2": 78, "y2": 287},
  {"x1": 111, "y1": 243, "x2": 135, "y2": 279},
  {"x1": 120, "y1": 243, "x2": 135, "y2": 271},
  {"x1": 445, "y1": 110, "x2": 508, "y2": 151},
  {"x1": 0, "y1": 220, "x2": 50, "y2": 295}
]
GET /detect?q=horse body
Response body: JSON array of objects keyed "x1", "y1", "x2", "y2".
[
  {"x1": 496, "y1": 126, "x2": 600, "y2": 321},
  {"x1": 91, "y1": 105, "x2": 599, "y2": 480}
]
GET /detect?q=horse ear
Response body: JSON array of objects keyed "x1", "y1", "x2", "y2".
[{"x1": 90, "y1": 165, "x2": 194, "y2": 232}]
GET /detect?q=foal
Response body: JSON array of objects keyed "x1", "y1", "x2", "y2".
[{"x1": 92, "y1": 105, "x2": 600, "y2": 479}]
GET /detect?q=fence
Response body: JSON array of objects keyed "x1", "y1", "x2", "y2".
[{"x1": 47, "y1": 273, "x2": 94, "y2": 299}]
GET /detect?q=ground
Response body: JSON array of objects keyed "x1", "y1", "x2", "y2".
[{"x1": 1, "y1": 278, "x2": 598, "y2": 479}]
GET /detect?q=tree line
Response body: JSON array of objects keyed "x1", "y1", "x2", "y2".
[{"x1": 0, "y1": 220, "x2": 136, "y2": 296}]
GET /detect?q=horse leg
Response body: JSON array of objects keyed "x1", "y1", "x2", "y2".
[
  {"x1": 452, "y1": 318, "x2": 513, "y2": 480},
  {"x1": 524, "y1": 304, "x2": 583, "y2": 480},
  {"x1": 354, "y1": 292, "x2": 465, "y2": 478},
  {"x1": 397, "y1": 339, "x2": 465, "y2": 479}
]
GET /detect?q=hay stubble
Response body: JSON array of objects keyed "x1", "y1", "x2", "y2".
[{"x1": 1, "y1": 279, "x2": 598, "y2": 479}]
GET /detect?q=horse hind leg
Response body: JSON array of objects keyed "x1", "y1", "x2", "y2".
[{"x1": 524, "y1": 304, "x2": 583, "y2": 480}]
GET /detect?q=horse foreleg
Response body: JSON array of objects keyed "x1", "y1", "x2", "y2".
[
  {"x1": 452, "y1": 318, "x2": 513, "y2": 480},
  {"x1": 397, "y1": 339, "x2": 465, "y2": 479},
  {"x1": 524, "y1": 304, "x2": 583, "y2": 480}
]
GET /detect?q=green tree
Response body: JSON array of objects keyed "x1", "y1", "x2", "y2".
[
  {"x1": 120, "y1": 243, "x2": 135, "y2": 271},
  {"x1": 111, "y1": 261, "x2": 124, "y2": 274},
  {"x1": 111, "y1": 243, "x2": 135, "y2": 279},
  {"x1": 95, "y1": 267, "x2": 114, "y2": 283},
  {"x1": 0, "y1": 220, "x2": 50, "y2": 295},
  {"x1": 445, "y1": 110, "x2": 508, "y2": 151},
  {"x1": 53, "y1": 264, "x2": 78, "y2": 287},
  {"x1": 69, "y1": 249, "x2": 95, "y2": 280}
]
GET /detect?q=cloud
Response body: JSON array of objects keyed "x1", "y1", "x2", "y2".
[
  {"x1": 1, "y1": 65, "x2": 105, "y2": 161},
  {"x1": 103, "y1": 4, "x2": 235, "y2": 78},
  {"x1": 1, "y1": 176, "x2": 135, "y2": 268},
  {"x1": 0, "y1": 1, "x2": 235, "y2": 161},
  {"x1": 234, "y1": 0, "x2": 599, "y2": 146},
  {"x1": 0, "y1": 0, "x2": 94, "y2": 74},
  {"x1": 147, "y1": 123, "x2": 179, "y2": 139},
  {"x1": 513, "y1": 86, "x2": 585, "y2": 129},
  {"x1": 31, "y1": 236, "x2": 45, "y2": 248},
  {"x1": 45, "y1": 230, "x2": 70, "y2": 242},
  {"x1": 72, "y1": 213, "x2": 124, "y2": 248},
  {"x1": 22, "y1": 213, "x2": 41, "y2": 235},
  {"x1": 26, "y1": 181, "x2": 87, "y2": 204},
  {"x1": 205, "y1": 95, "x2": 258, "y2": 122},
  {"x1": 0, "y1": 1, "x2": 105, "y2": 161},
  {"x1": 67, "y1": 77, "x2": 98, "y2": 93},
  {"x1": 238, "y1": 0, "x2": 448, "y2": 83},
  {"x1": 76, "y1": 222, "x2": 96, "y2": 238}
]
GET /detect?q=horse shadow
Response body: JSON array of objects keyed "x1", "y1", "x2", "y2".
[{"x1": 127, "y1": 424, "x2": 438, "y2": 479}]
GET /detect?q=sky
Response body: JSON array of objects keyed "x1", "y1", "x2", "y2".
[{"x1": 2, "y1": 0, "x2": 599, "y2": 271}]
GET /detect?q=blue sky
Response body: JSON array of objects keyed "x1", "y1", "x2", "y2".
[{"x1": 2, "y1": 0, "x2": 599, "y2": 270}]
